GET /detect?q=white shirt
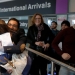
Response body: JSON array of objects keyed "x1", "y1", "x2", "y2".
[{"x1": 0, "y1": 32, "x2": 13, "y2": 55}]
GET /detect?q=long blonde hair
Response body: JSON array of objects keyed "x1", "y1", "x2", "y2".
[{"x1": 31, "y1": 13, "x2": 44, "y2": 25}]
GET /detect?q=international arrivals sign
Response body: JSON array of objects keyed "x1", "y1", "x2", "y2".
[
  {"x1": 0, "y1": 2, "x2": 51, "y2": 12},
  {"x1": 0, "y1": 0, "x2": 56, "y2": 17}
]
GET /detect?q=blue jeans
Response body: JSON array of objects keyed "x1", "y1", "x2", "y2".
[
  {"x1": 59, "y1": 66, "x2": 75, "y2": 75},
  {"x1": 22, "y1": 56, "x2": 32, "y2": 75}
]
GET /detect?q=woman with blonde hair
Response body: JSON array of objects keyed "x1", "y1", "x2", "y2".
[{"x1": 26, "y1": 13, "x2": 54, "y2": 75}]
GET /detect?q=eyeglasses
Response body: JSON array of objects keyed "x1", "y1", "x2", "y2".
[
  {"x1": 8, "y1": 24, "x2": 18, "y2": 28},
  {"x1": 35, "y1": 18, "x2": 41, "y2": 20}
]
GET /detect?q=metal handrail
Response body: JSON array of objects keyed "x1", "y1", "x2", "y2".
[{"x1": 26, "y1": 47, "x2": 75, "y2": 73}]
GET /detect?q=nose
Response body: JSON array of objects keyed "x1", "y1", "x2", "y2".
[{"x1": 9, "y1": 25, "x2": 14, "y2": 29}]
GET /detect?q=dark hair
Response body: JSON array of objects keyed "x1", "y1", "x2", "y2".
[
  {"x1": 52, "y1": 21, "x2": 57, "y2": 25},
  {"x1": 0, "y1": 24, "x2": 9, "y2": 34},
  {"x1": 61, "y1": 20, "x2": 70, "y2": 27},
  {"x1": 8, "y1": 18, "x2": 20, "y2": 28}
]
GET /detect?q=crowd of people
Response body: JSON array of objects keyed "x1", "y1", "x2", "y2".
[{"x1": 0, "y1": 13, "x2": 75, "y2": 75}]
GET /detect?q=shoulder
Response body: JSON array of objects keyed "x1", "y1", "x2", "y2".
[
  {"x1": 43, "y1": 23, "x2": 50, "y2": 30},
  {"x1": 57, "y1": 27, "x2": 72, "y2": 37},
  {"x1": 29, "y1": 25, "x2": 35, "y2": 28},
  {"x1": 56, "y1": 30, "x2": 59, "y2": 32},
  {"x1": 28, "y1": 25, "x2": 37, "y2": 31},
  {"x1": 19, "y1": 28, "x2": 24, "y2": 32},
  {"x1": 61, "y1": 27, "x2": 73, "y2": 33},
  {"x1": 43, "y1": 23, "x2": 49, "y2": 28},
  {"x1": 67, "y1": 27, "x2": 74, "y2": 31},
  {"x1": 43, "y1": 23, "x2": 52, "y2": 32},
  {"x1": 17, "y1": 28, "x2": 25, "y2": 35},
  {"x1": 56, "y1": 30, "x2": 59, "y2": 34}
]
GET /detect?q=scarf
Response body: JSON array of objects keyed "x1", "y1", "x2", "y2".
[{"x1": 36, "y1": 24, "x2": 44, "y2": 41}]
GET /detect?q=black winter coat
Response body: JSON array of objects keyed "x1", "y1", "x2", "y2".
[{"x1": 26, "y1": 23, "x2": 54, "y2": 59}]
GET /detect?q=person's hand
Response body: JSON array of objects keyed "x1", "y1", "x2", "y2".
[
  {"x1": 20, "y1": 44, "x2": 25, "y2": 52},
  {"x1": 43, "y1": 43, "x2": 50, "y2": 51},
  {"x1": 7, "y1": 69, "x2": 12, "y2": 74},
  {"x1": 61, "y1": 53, "x2": 71, "y2": 60},
  {"x1": 35, "y1": 41, "x2": 44, "y2": 47}
]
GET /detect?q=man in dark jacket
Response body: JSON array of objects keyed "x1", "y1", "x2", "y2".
[
  {"x1": 0, "y1": 18, "x2": 31, "y2": 75},
  {"x1": 7, "y1": 18, "x2": 31, "y2": 75},
  {"x1": 0, "y1": 24, "x2": 26, "y2": 75}
]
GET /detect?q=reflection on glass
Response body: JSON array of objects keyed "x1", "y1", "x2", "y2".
[
  {"x1": 72, "y1": 20, "x2": 75, "y2": 25},
  {"x1": 48, "y1": 19, "x2": 52, "y2": 26}
]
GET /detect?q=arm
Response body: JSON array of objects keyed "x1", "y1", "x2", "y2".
[
  {"x1": 4, "y1": 41, "x2": 25, "y2": 54},
  {"x1": 43, "y1": 25, "x2": 55, "y2": 49},
  {"x1": 52, "y1": 30, "x2": 66, "y2": 56},
  {"x1": 18, "y1": 28, "x2": 26, "y2": 43},
  {"x1": 26, "y1": 27, "x2": 35, "y2": 45},
  {"x1": 4, "y1": 28, "x2": 26, "y2": 54},
  {"x1": 47, "y1": 28, "x2": 55, "y2": 44}
]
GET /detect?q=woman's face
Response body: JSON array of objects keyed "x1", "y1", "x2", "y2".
[{"x1": 34, "y1": 15, "x2": 42, "y2": 26}]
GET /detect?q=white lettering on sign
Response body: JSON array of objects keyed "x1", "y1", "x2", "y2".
[
  {"x1": 0, "y1": 5, "x2": 27, "y2": 12},
  {"x1": 0, "y1": 2, "x2": 51, "y2": 12},
  {"x1": 28, "y1": 2, "x2": 51, "y2": 10},
  {"x1": 20, "y1": 22, "x2": 28, "y2": 28}
]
